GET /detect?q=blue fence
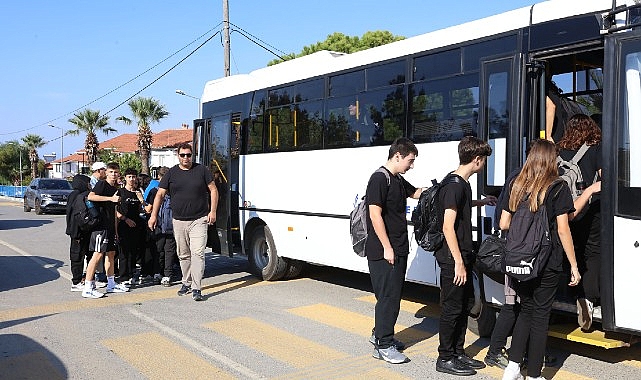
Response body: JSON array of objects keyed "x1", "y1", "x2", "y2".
[{"x1": 0, "y1": 186, "x2": 26, "y2": 198}]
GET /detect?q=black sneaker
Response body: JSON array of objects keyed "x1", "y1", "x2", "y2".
[
  {"x1": 436, "y1": 358, "x2": 476, "y2": 376},
  {"x1": 192, "y1": 289, "x2": 203, "y2": 301},
  {"x1": 177, "y1": 284, "x2": 191, "y2": 296},
  {"x1": 484, "y1": 349, "x2": 509, "y2": 369},
  {"x1": 456, "y1": 354, "x2": 486, "y2": 369}
]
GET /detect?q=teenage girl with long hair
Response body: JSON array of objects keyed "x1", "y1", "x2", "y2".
[{"x1": 501, "y1": 139, "x2": 581, "y2": 380}]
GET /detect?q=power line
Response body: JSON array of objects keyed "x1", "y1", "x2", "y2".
[
  {"x1": 1, "y1": 24, "x2": 222, "y2": 137},
  {"x1": 228, "y1": 22, "x2": 294, "y2": 61}
]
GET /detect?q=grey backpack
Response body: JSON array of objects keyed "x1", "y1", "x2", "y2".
[
  {"x1": 350, "y1": 168, "x2": 390, "y2": 257},
  {"x1": 557, "y1": 143, "x2": 589, "y2": 200}
]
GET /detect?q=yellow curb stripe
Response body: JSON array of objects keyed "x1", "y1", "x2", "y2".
[
  {"x1": 102, "y1": 332, "x2": 236, "y2": 379},
  {"x1": 205, "y1": 316, "x2": 348, "y2": 368}
]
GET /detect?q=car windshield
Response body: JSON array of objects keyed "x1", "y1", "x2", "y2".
[{"x1": 40, "y1": 180, "x2": 72, "y2": 190}]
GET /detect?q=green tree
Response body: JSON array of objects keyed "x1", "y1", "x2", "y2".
[
  {"x1": 268, "y1": 31, "x2": 405, "y2": 66},
  {"x1": 21, "y1": 134, "x2": 46, "y2": 179},
  {"x1": 67, "y1": 109, "x2": 116, "y2": 167},
  {"x1": 117, "y1": 97, "x2": 169, "y2": 175}
]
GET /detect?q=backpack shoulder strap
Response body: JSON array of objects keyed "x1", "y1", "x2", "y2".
[
  {"x1": 375, "y1": 167, "x2": 391, "y2": 186},
  {"x1": 570, "y1": 143, "x2": 590, "y2": 164}
]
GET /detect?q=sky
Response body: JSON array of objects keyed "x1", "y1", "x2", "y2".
[{"x1": 0, "y1": 0, "x2": 538, "y2": 160}]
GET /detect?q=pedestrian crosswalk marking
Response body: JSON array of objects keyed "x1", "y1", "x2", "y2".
[
  {"x1": 355, "y1": 294, "x2": 441, "y2": 318},
  {"x1": 204, "y1": 316, "x2": 349, "y2": 368},
  {"x1": 270, "y1": 354, "x2": 410, "y2": 380},
  {"x1": 102, "y1": 332, "x2": 237, "y2": 379},
  {"x1": 287, "y1": 303, "x2": 433, "y2": 347},
  {"x1": 0, "y1": 275, "x2": 258, "y2": 324}
]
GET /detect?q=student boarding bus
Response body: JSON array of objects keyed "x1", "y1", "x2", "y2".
[{"x1": 193, "y1": 0, "x2": 641, "y2": 347}]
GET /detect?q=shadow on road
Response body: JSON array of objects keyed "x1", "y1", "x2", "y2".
[
  {"x1": 0, "y1": 256, "x2": 63, "y2": 292},
  {"x1": 0, "y1": 218, "x2": 54, "y2": 230},
  {"x1": 0, "y1": 333, "x2": 67, "y2": 379}
]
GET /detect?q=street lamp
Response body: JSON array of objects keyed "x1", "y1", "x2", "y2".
[
  {"x1": 8, "y1": 142, "x2": 22, "y2": 186},
  {"x1": 175, "y1": 89, "x2": 201, "y2": 118},
  {"x1": 49, "y1": 124, "x2": 64, "y2": 179}
]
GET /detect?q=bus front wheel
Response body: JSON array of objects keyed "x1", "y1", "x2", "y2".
[{"x1": 247, "y1": 225, "x2": 288, "y2": 281}]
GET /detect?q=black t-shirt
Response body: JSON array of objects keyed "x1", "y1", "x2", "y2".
[
  {"x1": 435, "y1": 173, "x2": 474, "y2": 265},
  {"x1": 159, "y1": 163, "x2": 214, "y2": 221},
  {"x1": 503, "y1": 180, "x2": 575, "y2": 272},
  {"x1": 365, "y1": 167, "x2": 416, "y2": 260},
  {"x1": 117, "y1": 187, "x2": 145, "y2": 228},
  {"x1": 91, "y1": 179, "x2": 119, "y2": 233}
]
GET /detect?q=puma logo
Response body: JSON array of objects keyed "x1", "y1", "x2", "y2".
[{"x1": 519, "y1": 257, "x2": 536, "y2": 270}]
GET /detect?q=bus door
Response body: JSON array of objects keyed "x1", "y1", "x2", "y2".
[
  {"x1": 193, "y1": 118, "x2": 210, "y2": 165},
  {"x1": 204, "y1": 113, "x2": 234, "y2": 257},
  {"x1": 478, "y1": 54, "x2": 523, "y2": 306},
  {"x1": 601, "y1": 29, "x2": 641, "y2": 335}
]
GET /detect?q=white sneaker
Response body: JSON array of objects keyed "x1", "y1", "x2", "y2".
[
  {"x1": 526, "y1": 377, "x2": 547, "y2": 380},
  {"x1": 161, "y1": 276, "x2": 171, "y2": 287},
  {"x1": 106, "y1": 283, "x2": 130, "y2": 293},
  {"x1": 70, "y1": 283, "x2": 84, "y2": 292},
  {"x1": 94, "y1": 280, "x2": 107, "y2": 288},
  {"x1": 502, "y1": 361, "x2": 524, "y2": 380},
  {"x1": 82, "y1": 288, "x2": 104, "y2": 299}
]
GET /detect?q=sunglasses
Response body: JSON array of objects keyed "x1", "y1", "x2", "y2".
[{"x1": 179, "y1": 153, "x2": 192, "y2": 158}]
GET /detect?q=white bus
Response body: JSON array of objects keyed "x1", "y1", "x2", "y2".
[{"x1": 194, "y1": 0, "x2": 641, "y2": 346}]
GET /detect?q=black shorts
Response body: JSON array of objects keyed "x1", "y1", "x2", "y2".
[{"x1": 89, "y1": 230, "x2": 117, "y2": 253}]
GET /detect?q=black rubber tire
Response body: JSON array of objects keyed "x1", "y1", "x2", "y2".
[
  {"x1": 23, "y1": 197, "x2": 31, "y2": 212},
  {"x1": 282, "y1": 258, "x2": 306, "y2": 280},
  {"x1": 34, "y1": 199, "x2": 43, "y2": 215},
  {"x1": 247, "y1": 225, "x2": 287, "y2": 281},
  {"x1": 468, "y1": 304, "x2": 497, "y2": 338}
]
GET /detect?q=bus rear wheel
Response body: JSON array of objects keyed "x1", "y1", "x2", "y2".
[{"x1": 247, "y1": 225, "x2": 288, "y2": 281}]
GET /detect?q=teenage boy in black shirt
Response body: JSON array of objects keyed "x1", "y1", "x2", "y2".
[
  {"x1": 435, "y1": 136, "x2": 496, "y2": 376},
  {"x1": 83, "y1": 162, "x2": 130, "y2": 298},
  {"x1": 366, "y1": 137, "x2": 424, "y2": 364}
]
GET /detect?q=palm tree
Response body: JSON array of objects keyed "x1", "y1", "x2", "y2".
[
  {"x1": 21, "y1": 134, "x2": 46, "y2": 179},
  {"x1": 117, "y1": 96, "x2": 169, "y2": 175},
  {"x1": 67, "y1": 109, "x2": 115, "y2": 166}
]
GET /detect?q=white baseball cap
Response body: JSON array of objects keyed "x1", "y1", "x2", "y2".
[{"x1": 91, "y1": 162, "x2": 107, "y2": 171}]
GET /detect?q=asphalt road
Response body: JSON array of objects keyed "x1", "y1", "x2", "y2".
[{"x1": 1, "y1": 197, "x2": 641, "y2": 379}]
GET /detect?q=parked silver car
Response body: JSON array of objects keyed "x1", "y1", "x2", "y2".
[{"x1": 23, "y1": 178, "x2": 73, "y2": 215}]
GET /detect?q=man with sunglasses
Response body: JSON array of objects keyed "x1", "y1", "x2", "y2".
[{"x1": 148, "y1": 144, "x2": 218, "y2": 301}]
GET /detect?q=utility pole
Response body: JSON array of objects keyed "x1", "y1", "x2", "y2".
[{"x1": 223, "y1": 0, "x2": 230, "y2": 77}]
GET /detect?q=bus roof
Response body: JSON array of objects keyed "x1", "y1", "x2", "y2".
[{"x1": 202, "y1": 0, "x2": 620, "y2": 103}]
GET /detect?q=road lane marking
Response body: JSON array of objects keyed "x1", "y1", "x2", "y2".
[
  {"x1": 0, "y1": 238, "x2": 72, "y2": 281},
  {"x1": 205, "y1": 316, "x2": 349, "y2": 368},
  {"x1": 0, "y1": 351, "x2": 66, "y2": 380},
  {"x1": 102, "y1": 331, "x2": 237, "y2": 380},
  {"x1": 126, "y1": 309, "x2": 260, "y2": 379},
  {"x1": 0, "y1": 276, "x2": 259, "y2": 323}
]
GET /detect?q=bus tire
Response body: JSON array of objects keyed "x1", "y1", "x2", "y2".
[
  {"x1": 247, "y1": 225, "x2": 287, "y2": 281},
  {"x1": 282, "y1": 258, "x2": 306, "y2": 280},
  {"x1": 468, "y1": 304, "x2": 497, "y2": 338}
]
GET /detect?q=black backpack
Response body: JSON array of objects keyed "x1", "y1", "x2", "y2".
[
  {"x1": 412, "y1": 174, "x2": 461, "y2": 252},
  {"x1": 501, "y1": 180, "x2": 562, "y2": 281},
  {"x1": 350, "y1": 168, "x2": 390, "y2": 257},
  {"x1": 74, "y1": 195, "x2": 101, "y2": 232}
]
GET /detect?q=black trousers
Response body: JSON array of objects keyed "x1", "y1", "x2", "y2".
[
  {"x1": 509, "y1": 268, "x2": 559, "y2": 378},
  {"x1": 437, "y1": 261, "x2": 474, "y2": 361},
  {"x1": 117, "y1": 225, "x2": 145, "y2": 280},
  {"x1": 571, "y1": 206, "x2": 601, "y2": 304},
  {"x1": 156, "y1": 233, "x2": 177, "y2": 278},
  {"x1": 488, "y1": 302, "x2": 519, "y2": 356},
  {"x1": 69, "y1": 234, "x2": 92, "y2": 285},
  {"x1": 368, "y1": 255, "x2": 408, "y2": 348}
]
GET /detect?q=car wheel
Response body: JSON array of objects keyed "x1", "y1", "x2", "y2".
[
  {"x1": 23, "y1": 197, "x2": 31, "y2": 212},
  {"x1": 35, "y1": 199, "x2": 43, "y2": 215}
]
